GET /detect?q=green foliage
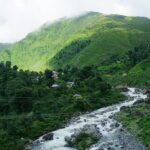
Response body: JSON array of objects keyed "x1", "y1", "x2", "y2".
[
  {"x1": 128, "y1": 44, "x2": 150, "y2": 66},
  {"x1": 97, "y1": 44, "x2": 150, "y2": 88},
  {"x1": 0, "y1": 12, "x2": 150, "y2": 71},
  {"x1": 51, "y1": 39, "x2": 91, "y2": 69},
  {"x1": 0, "y1": 62, "x2": 124, "y2": 150},
  {"x1": 67, "y1": 133, "x2": 98, "y2": 150}
]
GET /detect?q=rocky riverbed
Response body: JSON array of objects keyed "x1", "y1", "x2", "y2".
[{"x1": 25, "y1": 88, "x2": 147, "y2": 150}]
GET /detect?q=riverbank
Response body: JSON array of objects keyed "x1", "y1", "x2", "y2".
[
  {"x1": 116, "y1": 97, "x2": 150, "y2": 150},
  {"x1": 27, "y1": 88, "x2": 147, "y2": 150}
]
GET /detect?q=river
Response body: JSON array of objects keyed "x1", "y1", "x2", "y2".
[{"x1": 28, "y1": 88, "x2": 147, "y2": 150}]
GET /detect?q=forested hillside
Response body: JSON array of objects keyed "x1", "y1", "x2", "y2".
[
  {"x1": 0, "y1": 12, "x2": 150, "y2": 71},
  {"x1": 0, "y1": 61, "x2": 124, "y2": 150}
]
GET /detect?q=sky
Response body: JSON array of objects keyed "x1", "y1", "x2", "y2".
[{"x1": 0, "y1": 0, "x2": 150, "y2": 43}]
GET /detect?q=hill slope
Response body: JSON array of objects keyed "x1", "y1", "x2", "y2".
[{"x1": 0, "y1": 12, "x2": 150, "y2": 71}]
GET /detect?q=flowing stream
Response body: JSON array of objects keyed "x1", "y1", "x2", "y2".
[{"x1": 29, "y1": 88, "x2": 147, "y2": 150}]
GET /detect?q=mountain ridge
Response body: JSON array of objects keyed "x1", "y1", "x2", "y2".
[{"x1": 0, "y1": 12, "x2": 150, "y2": 71}]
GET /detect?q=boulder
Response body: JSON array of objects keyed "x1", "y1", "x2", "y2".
[
  {"x1": 110, "y1": 122, "x2": 120, "y2": 129},
  {"x1": 65, "y1": 124, "x2": 102, "y2": 144},
  {"x1": 145, "y1": 90, "x2": 150, "y2": 94},
  {"x1": 107, "y1": 147, "x2": 115, "y2": 150},
  {"x1": 42, "y1": 132, "x2": 54, "y2": 141}
]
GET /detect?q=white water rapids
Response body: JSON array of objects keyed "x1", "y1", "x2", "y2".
[{"x1": 29, "y1": 88, "x2": 147, "y2": 150}]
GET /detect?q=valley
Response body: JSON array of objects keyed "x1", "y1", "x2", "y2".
[
  {"x1": 0, "y1": 12, "x2": 149, "y2": 150},
  {"x1": 26, "y1": 88, "x2": 147, "y2": 150}
]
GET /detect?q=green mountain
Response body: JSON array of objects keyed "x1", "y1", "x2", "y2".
[
  {"x1": 127, "y1": 58, "x2": 150, "y2": 87},
  {"x1": 0, "y1": 12, "x2": 150, "y2": 71}
]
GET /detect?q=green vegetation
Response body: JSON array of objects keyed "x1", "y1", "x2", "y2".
[
  {"x1": 98, "y1": 44, "x2": 150, "y2": 88},
  {"x1": 116, "y1": 99, "x2": 150, "y2": 150},
  {"x1": 0, "y1": 12, "x2": 150, "y2": 150},
  {"x1": 0, "y1": 61, "x2": 124, "y2": 150},
  {"x1": 51, "y1": 39, "x2": 91, "y2": 69},
  {"x1": 0, "y1": 12, "x2": 150, "y2": 71},
  {"x1": 67, "y1": 133, "x2": 98, "y2": 150}
]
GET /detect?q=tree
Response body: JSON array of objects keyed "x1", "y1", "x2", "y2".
[
  {"x1": 13, "y1": 87, "x2": 33, "y2": 113},
  {"x1": 44, "y1": 69, "x2": 54, "y2": 87}
]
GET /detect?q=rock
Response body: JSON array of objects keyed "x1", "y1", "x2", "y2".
[
  {"x1": 84, "y1": 119, "x2": 87, "y2": 122},
  {"x1": 133, "y1": 99, "x2": 145, "y2": 105},
  {"x1": 119, "y1": 128, "x2": 124, "y2": 132},
  {"x1": 110, "y1": 122, "x2": 120, "y2": 129},
  {"x1": 42, "y1": 132, "x2": 54, "y2": 141},
  {"x1": 21, "y1": 137, "x2": 24, "y2": 140},
  {"x1": 145, "y1": 90, "x2": 150, "y2": 94},
  {"x1": 101, "y1": 121, "x2": 106, "y2": 126},
  {"x1": 109, "y1": 115, "x2": 113, "y2": 119},
  {"x1": 88, "y1": 114, "x2": 96, "y2": 118},
  {"x1": 107, "y1": 147, "x2": 114, "y2": 150},
  {"x1": 115, "y1": 122, "x2": 120, "y2": 128},
  {"x1": 116, "y1": 85, "x2": 128, "y2": 92},
  {"x1": 120, "y1": 106, "x2": 130, "y2": 111},
  {"x1": 65, "y1": 136, "x2": 71, "y2": 143},
  {"x1": 65, "y1": 124, "x2": 102, "y2": 145},
  {"x1": 134, "y1": 88, "x2": 143, "y2": 94}
]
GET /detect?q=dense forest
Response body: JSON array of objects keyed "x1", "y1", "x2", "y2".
[
  {"x1": 51, "y1": 39, "x2": 91, "y2": 69},
  {"x1": 98, "y1": 43, "x2": 150, "y2": 88},
  {"x1": 0, "y1": 61, "x2": 124, "y2": 150}
]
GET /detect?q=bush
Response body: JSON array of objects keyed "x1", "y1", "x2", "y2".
[{"x1": 67, "y1": 133, "x2": 98, "y2": 150}]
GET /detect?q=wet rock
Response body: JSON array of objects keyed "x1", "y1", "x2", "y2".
[
  {"x1": 119, "y1": 128, "x2": 124, "y2": 132},
  {"x1": 145, "y1": 90, "x2": 150, "y2": 94},
  {"x1": 120, "y1": 106, "x2": 130, "y2": 111},
  {"x1": 101, "y1": 121, "x2": 106, "y2": 126},
  {"x1": 65, "y1": 136, "x2": 71, "y2": 143},
  {"x1": 108, "y1": 115, "x2": 113, "y2": 119},
  {"x1": 76, "y1": 120, "x2": 82, "y2": 123},
  {"x1": 88, "y1": 114, "x2": 96, "y2": 118},
  {"x1": 107, "y1": 147, "x2": 114, "y2": 150},
  {"x1": 115, "y1": 122, "x2": 120, "y2": 128},
  {"x1": 110, "y1": 122, "x2": 120, "y2": 129},
  {"x1": 42, "y1": 132, "x2": 54, "y2": 141},
  {"x1": 65, "y1": 124, "x2": 102, "y2": 144}
]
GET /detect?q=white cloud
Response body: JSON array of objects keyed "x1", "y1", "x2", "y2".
[{"x1": 0, "y1": 0, "x2": 149, "y2": 43}]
